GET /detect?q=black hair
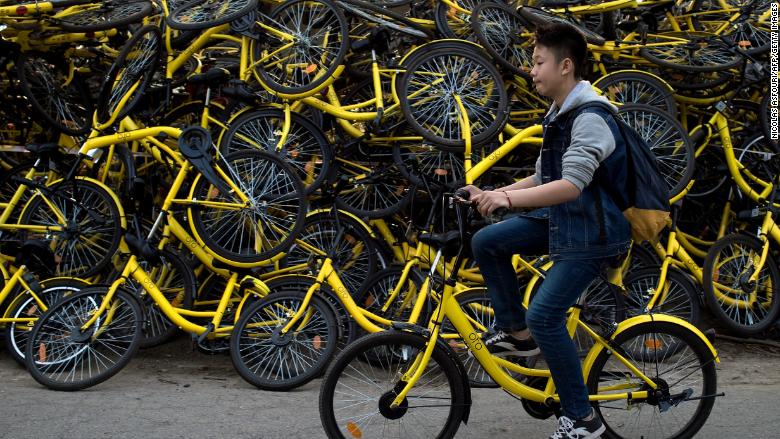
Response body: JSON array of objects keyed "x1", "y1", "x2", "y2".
[{"x1": 533, "y1": 22, "x2": 588, "y2": 79}]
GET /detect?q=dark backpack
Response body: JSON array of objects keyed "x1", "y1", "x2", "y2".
[{"x1": 575, "y1": 102, "x2": 671, "y2": 242}]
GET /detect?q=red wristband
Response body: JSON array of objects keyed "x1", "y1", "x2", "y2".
[{"x1": 504, "y1": 191, "x2": 513, "y2": 208}]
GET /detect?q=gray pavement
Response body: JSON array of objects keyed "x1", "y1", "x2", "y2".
[{"x1": 0, "y1": 337, "x2": 778, "y2": 438}]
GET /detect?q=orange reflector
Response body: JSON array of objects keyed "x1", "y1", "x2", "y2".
[
  {"x1": 447, "y1": 7, "x2": 457, "y2": 18},
  {"x1": 434, "y1": 168, "x2": 449, "y2": 176},
  {"x1": 305, "y1": 64, "x2": 318, "y2": 74},
  {"x1": 737, "y1": 40, "x2": 752, "y2": 48},
  {"x1": 645, "y1": 338, "x2": 663, "y2": 350},
  {"x1": 26, "y1": 305, "x2": 38, "y2": 315},
  {"x1": 346, "y1": 422, "x2": 362, "y2": 438},
  {"x1": 364, "y1": 295, "x2": 375, "y2": 307},
  {"x1": 38, "y1": 342, "x2": 46, "y2": 362},
  {"x1": 313, "y1": 335, "x2": 322, "y2": 350},
  {"x1": 290, "y1": 149, "x2": 300, "y2": 159}
]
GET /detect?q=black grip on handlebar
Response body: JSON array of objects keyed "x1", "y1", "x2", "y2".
[{"x1": 454, "y1": 189, "x2": 471, "y2": 200}]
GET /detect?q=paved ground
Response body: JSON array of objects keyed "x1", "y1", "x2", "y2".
[{"x1": 1, "y1": 336, "x2": 779, "y2": 439}]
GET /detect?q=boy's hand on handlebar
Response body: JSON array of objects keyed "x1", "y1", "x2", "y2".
[
  {"x1": 456, "y1": 185, "x2": 483, "y2": 201},
  {"x1": 472, "y1": 191, "x2": 510, "y2": 217}
]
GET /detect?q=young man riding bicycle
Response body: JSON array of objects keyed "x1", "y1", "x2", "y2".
[{"x1": 461, "y1": 22, "x2": 632, "y2": 439}]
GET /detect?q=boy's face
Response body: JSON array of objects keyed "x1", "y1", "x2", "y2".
[{"x1": 530, "y1": 45, "x2": 572, "y2": 97}]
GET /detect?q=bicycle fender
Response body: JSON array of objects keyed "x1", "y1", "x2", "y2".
[{"x1": 581, "y1": 313, "x2": 720, "y2": 380}]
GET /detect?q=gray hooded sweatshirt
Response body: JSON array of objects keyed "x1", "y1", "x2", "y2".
[{"x1": 532, "y1": 80, "x2": 618, "y2": 190}]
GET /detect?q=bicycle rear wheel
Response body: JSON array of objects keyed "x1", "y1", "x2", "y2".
[
  {"x1": 25, "y1": 287, "x2": 142, "y2": 391},
  {"x1": 586, "y1": 321, "x2": 718, "y2": 439},
  {"x1": 592, "y1": 70, "x2": 677, "y2": 118}
]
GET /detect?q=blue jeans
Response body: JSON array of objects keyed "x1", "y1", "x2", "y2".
[{"x1": 471, "y1": 215, "x2": 610, "y2": 420}]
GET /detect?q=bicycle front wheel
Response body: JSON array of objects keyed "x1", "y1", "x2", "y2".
[
  {"x1": 586, "y1": 321, "x2": 718, "y2": 439},
  {"x1": 319, "y1": 330, "x2": 468, "y2": 439},
  {"x1": 25, "y1": 287, "x2": 143, "y2": 391},
  {"x1": 702, "y1": 233, "x2": 780, "y2": 336},
  {"x1": 189, "y1": 149, "x2": 307, "y2": 265}
]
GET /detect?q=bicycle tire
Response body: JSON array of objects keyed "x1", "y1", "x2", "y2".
[
  {"x1": 230, "y1": 290, "x2": 339, "y2": 390},
  {"x1": 96, "y1": 24, "x2": 162, "y2": 126},
  {"x1": 166, "y1": 0, "x2": 258, "y2": 31},
  {"x1": 16, "y1": 52, "x2": 92, "y2": 136},
  {"x1": 622, "y1": 267, "x2": 701, "y2": 326},
  {"x1": 518, "y1": 6, "x2": 606, "y2": 46},
  {"x1": 433, "y1": 0, "x2": 481, "y2": 40},
  {"x1": 586, "y1": 320, "x2": 718, "y2": 439},
  {"x1": 25, "y1": 287, "x2": 143, "y2": 391},
  {"x1": 282, "y1": 211, "x2": 379, "y2": 295},
  {"x1": 336, "y1": 0, "x2": 433, "y2": 39},
  {"x1": 263, "y1": 275, "x2": 358, "y2": 351},
  {"x1": 218, "y1": 107, "x2": 333, "y2": 195},
  {"x1": 398, "y1": 40, "x2": 508, "y2": 149},
  {"x1": 19, "y1": 178, "x2": 123, "y2": 278},
  {"x1": 354, "y1": 265, "x2": 427, "y2": 335},
  {"x1": 471, "y1": 1, "x2": 534, "y2": 79},
  {"x1": 702, "y1": 232, "x2": 780, "y2": 336},
  {"x1": 57, "y1": 1, "x2": 153, "y2": 32},
  {"x1": 189, "y1": 149, "x2": 307, "y2": 265},
  {"x1": 592, "y1": 70, "x2": 678, "y2": 118},
  {"x1": 616, "y1": 103, "x2": 695, "y2": 200},
  {"x1": 639, "y1": 31, "x2": 742, "y2": 72},
  {"x1": 251, "y1": 0, "x2": 348, "y2": 97},
  {"x1": 4, "y1": 278, "x2": 89, "y2": 366},
  {"x1": 319, "y1": 330, "x2": 468, "y2": 438},
  {"x1": 332, "y1": 141, "x2": 416, "y2": 219}
]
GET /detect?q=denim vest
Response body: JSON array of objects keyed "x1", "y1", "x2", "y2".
[{"x1": 524, "y1": 104, "x2": 632, "y2": 260}]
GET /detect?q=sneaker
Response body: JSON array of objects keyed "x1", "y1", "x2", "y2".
[
  {"x1": 549, "y1": 411, "x2": 605, "y2": 439},
  {"x1": 484, "y1": 330, "x2": 540, "y2": 357}
]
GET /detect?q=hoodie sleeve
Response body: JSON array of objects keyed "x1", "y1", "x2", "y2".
[
  {"x1": 560, "y1": 112, "x2": 616, "y2": 191},
  {"x1": 532, "y1": 153, "x2": 542, "y2": 185}
]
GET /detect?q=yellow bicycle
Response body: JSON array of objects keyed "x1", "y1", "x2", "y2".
[{"x1": 318, "y1": 192, "x2": 722, "y2": 438}]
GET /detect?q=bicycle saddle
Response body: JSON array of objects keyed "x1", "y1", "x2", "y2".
[
  {"x1": 417, "y1": 230, "x2": 461, "y2": 253},
  {"x1": 124, "y1": 233, "x2": 160, "y2": 264},
  {"x1": 25, "y1": 143, "x2": 60, "y2": 155}
]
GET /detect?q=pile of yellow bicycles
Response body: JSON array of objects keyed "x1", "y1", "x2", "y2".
[{"x1": 0, "y1": 0, "x2": 776, "y2": 436}]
